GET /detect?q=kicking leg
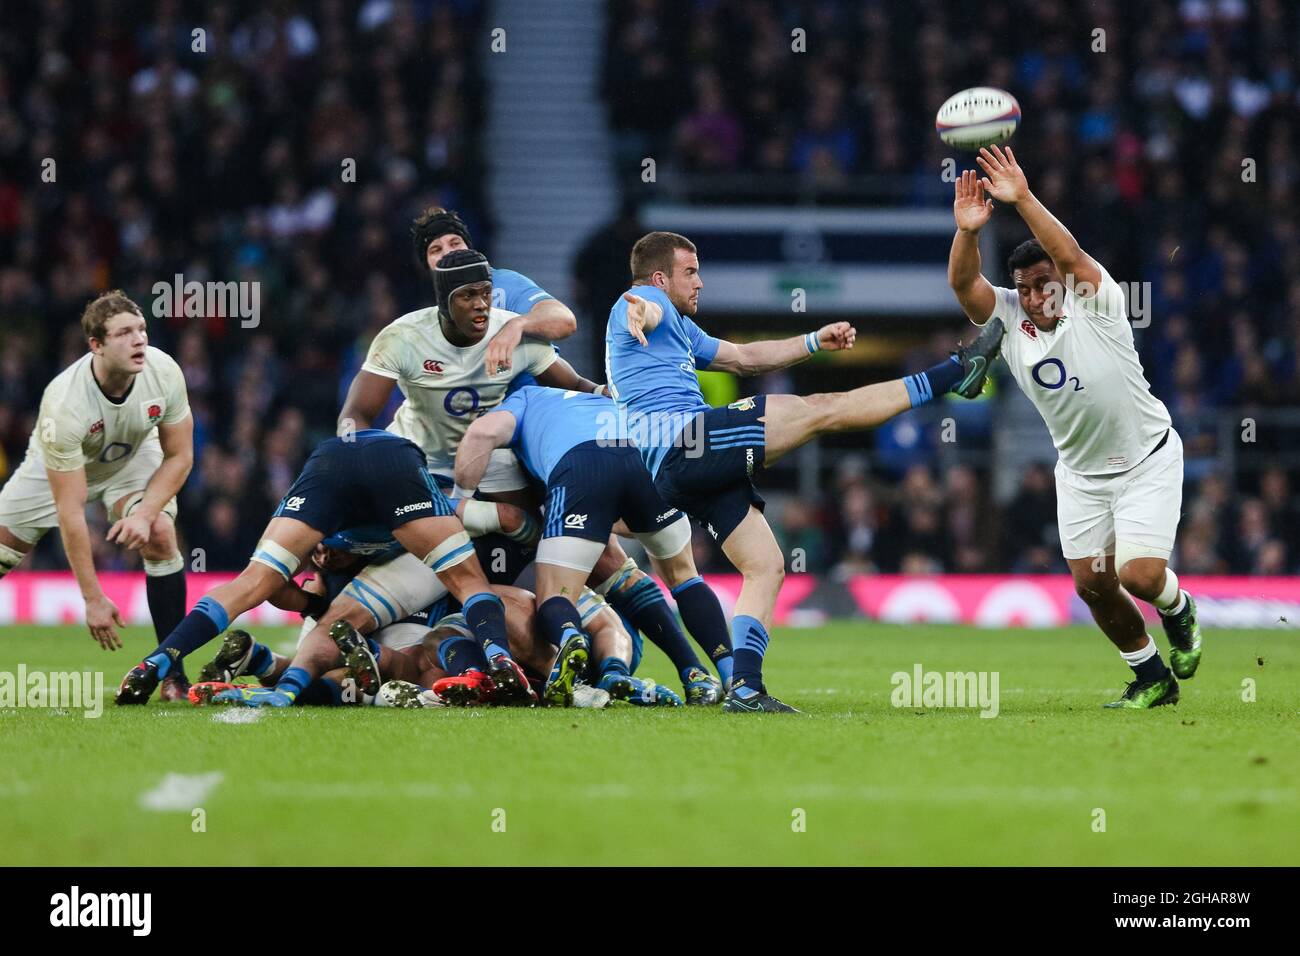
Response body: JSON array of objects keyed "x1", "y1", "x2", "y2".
[{"x1": 761, "y1": 318, "x2": 1005, "y2": 464}]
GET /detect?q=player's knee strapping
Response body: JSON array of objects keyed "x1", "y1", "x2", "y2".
[
  {"x1": 462, "y1": 591, "x2": 510, "y2": 659},
  {"x1": 460, "y1": 499, "x2": 540, "y2": 545},
  {"x1": 594, "y1": 556, "x2": 639, "y2": 597},
  {"x1": 251, "y1": 539, "x2": 302, "y2": 581},
  {"x1": 0, "y1": 541, "x2": 24, "y2": 578},
  {"x1": 537, "y1": 595, "x2": 586, "y2": 648},
  {"x1": 423, "y1": 531, "x2": 475, "y2": 573}
]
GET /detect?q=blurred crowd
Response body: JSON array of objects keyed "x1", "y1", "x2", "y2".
[
  {"x1": 0, "y1": 0, "x2": 486, "y2": 570},
  {"x1": 2, "y1": 0, "x2": 1297, "y2": 575},
  {"x1": 604, "y1": 0, "x2": 1300, "y2": 573}
]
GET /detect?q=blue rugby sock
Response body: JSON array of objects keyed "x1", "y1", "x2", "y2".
[
  {"x1": 537, "y1": 595, "x2": 585, "y2": 648},
  {"x1": 903, "y1": 356, "x2": 963, "y2": 408},
  {"x1": 275, "y1": 666, "x2": 312, "y2": 701},
  {"x1": 599, "y1": 656, "x2": 631, "y2": 680},
  {"x1": 669, "y1": 576, "x2": 732, "y2": 683},
  {"x1": 730, "y1": 615, "x2": 770, "y2": 696},
  {"x1": 464, "y1": 591, "x2": 511, "y2": 660},
  {"x1": 438, "y1": 633, "x2": 488, "y2": 676},
  {"x1": 146, "y1": 596, "x2": 228, "y2": 677},
  {"x1": 609, "y1": 577, "x2": 702, "y2": 677},
  {"x1": 296, "y1": 677, "x2": 343, "y2": 706}
]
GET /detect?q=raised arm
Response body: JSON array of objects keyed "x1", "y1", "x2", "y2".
[
  {"x1": 339, "y1": 370, "x2": 397, "y2": 434},
  {"x1": 707, "y1": 323, "x2": 856, "y2": 377},
  {"x1": 976, "y1": 145, "x2": 1102, "y2": 290},
  {"x1": 108, "y1": 414, "x2": 193, "y2": 551},
  {"x1": 948, "y1": 169, "x2": 998, "y2": 324},
  {"x1": 453, "y1": 410, "x2": 518, "y2": 497}
]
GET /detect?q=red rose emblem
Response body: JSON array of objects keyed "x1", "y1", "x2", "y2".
[{"x1": 148, "y1": 404, "x2": 162, "y2": 419}]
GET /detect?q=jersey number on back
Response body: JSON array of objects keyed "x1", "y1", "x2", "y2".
[{"x1": 1031, "y1": 358, "x2": 1084, "y2": 392}]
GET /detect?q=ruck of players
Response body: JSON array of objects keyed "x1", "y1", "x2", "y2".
[{"x1": 2, "y1": 167, "x2": 1203, "y2": 713}]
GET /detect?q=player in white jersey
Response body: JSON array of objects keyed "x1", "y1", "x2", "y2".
[
  {"x1": 948, "y1": 147, "x2": 1202, "y2": 710},
  {"x1": 0, "y1": 290, "x2": 194, "y2": 698}
]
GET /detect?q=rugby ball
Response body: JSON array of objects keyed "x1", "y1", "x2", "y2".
[{"x1": 935, "y1": 88, "x2": 1021, "y2": 150}]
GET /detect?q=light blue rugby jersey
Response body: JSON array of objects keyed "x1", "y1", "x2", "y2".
[
  {"x1": 496, "y1": 385, "x2": 622, "y2": 484},
  {"x1": 604, "y1": 284, "x2": 721, "y2": 477}
]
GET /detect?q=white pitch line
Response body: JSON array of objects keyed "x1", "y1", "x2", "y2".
[{"x1": 138, "y1": 772, "x2": 224, "y2": 811}]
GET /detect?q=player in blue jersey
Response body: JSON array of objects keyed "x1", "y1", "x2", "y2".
[
  {"x1": 343, "y1": 209, "x2": 733, "y2": 695},
  {"x1": 606, "y1": 231, "x2": 1006, "y2": 712},
  {"x1": 454, "y1": 384, "x2": 719, "y2": 706},
  {"x1": 115, "y1": 429, "x2": 532, "y2": 706}
]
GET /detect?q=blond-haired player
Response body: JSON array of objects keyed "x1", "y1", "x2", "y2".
[{"x1": 0, "y1": 290, "x2": 194, "y2": 699}]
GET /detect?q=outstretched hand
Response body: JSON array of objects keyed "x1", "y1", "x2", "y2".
[
  {"x1": 975, "y1": 144, "x2": 1029, "y2": 205},
  {"x1": 953, "y1": 168, "x2": 994, "y2": 233},
  {"x1": 623, "y1": 291, "x2": 662, "y2": 346}
]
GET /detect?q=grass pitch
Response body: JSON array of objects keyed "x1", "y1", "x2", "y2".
[{"x1": 2, "y1": 622, "x2": 1296, "y2": 866}]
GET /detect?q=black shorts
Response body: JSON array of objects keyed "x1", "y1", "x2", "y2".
[
  {"x1": 273, "y1": 431, "x2": 454, "y2": 536},
  {"x1": 652, "y1": 396, "x2": 767, "y2": 545},
  {"x1": 543, "y1": 441, "x2": 682, "y2": 543}
]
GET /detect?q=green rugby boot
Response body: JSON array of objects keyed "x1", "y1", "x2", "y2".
[
  {"x1": 543, "y1": 632, "x2": 590, "y2": 707},
  {"x1": 1160, "y1": 591, "x2": 1202, "y2": 679},
  {"x1": 952, "y1": 316, "x2": 1005, "y2": 399},
  {"x1": 1103, "y1": 674, "x2": 1179, "y2": 710}
]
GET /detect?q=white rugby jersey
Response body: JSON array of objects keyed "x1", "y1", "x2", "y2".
[
  {"x1": 17, "y1": 346, "x2": 190, "y2": 483},
  {"x1": 984, "y1": 264, "x2": 1171, "y2": 476},
  {"x1": 361, "y1": 306, "x2": 558, "y2": 470}
]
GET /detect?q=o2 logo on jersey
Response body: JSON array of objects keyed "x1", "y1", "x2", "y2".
[
  {"x1": 99, "y1": 442, "x2": 134, "y2": 463},
  {"x1": 444, "y1": 387, "x2": 481, "y2": 417},
  {"x1": 1031, "y1": 358, "x2": 1084, "y2": 392}
]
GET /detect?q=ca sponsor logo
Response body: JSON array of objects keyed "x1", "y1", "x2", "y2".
[
  {"x1": 563, "y1": 513, "x2": 587, "y2": 529},
  {"x1": 49, "y1": 886, "x2": 151, "y2": 936},
  {"x1": 283, "y1": 496, "x2": 306, "y2": 512}
]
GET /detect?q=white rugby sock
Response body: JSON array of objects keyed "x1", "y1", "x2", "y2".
[
  {"x1": 1154, "y1": 568, "x2": 1185, "y2": 615},
  {"x1": 1119, "y1": 635, "x2": 1158, "y2": 665}
]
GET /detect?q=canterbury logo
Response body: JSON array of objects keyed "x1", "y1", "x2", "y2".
[{"x1": 563, "y1": 514, "x2": 587, "y2": 529}]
